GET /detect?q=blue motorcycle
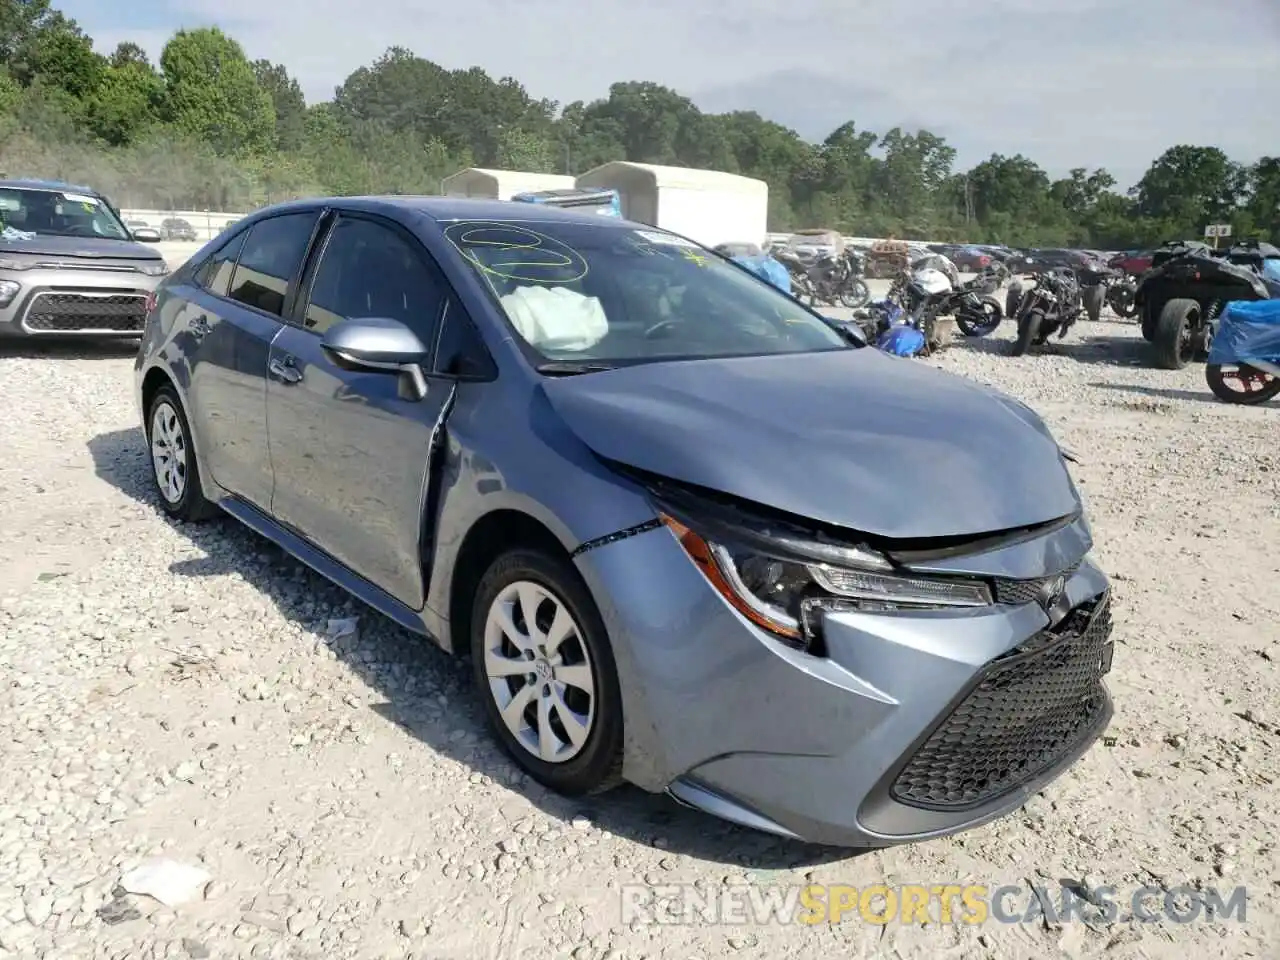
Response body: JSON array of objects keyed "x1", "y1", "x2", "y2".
[{"x1": 1205, "y1": 300, "x2": 1280, "y2": 405}]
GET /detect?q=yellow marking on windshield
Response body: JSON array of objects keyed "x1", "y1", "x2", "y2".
[{"x1": 443, "y1": 221, "x2": 588, "y2": 284}]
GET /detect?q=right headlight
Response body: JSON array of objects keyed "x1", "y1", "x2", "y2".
[{"x1": 659, "y1": 512, "x2": 993, "y2": 651}]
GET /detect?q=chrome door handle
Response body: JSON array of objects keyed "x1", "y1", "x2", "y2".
[{"x1": 268, "y1": 356, "x2": 303, "y2": 384}]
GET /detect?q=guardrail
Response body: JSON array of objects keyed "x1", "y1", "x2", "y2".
[{"x1": 119, "y1": 209, "x2": 246, "y2": 242}]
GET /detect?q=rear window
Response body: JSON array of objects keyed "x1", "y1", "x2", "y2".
[{"x1": 227, "y1": 213, "x2": 319, "y2": 317}]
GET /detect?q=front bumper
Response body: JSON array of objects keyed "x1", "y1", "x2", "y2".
[
  {"x1": 574, "y1": 523, "x2": 1113, "y2": 847},
  {"x1": 0, "y1": 266, "x2": 162, "y2": 337}
]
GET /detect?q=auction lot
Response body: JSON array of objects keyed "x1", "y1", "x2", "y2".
[{"x1": 1, "y1": 253, "x2": 1278, "y2": 958}]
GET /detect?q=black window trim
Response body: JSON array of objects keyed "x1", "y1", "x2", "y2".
[
  {"x1": 289, "y1": 208, "x2": 460, "y2": 372},
  {"x1": 191, "y1": 227, "x2": 248, "y2": 297},
  {"x1": 188, "y1": 208, "x2": 326, "y2": 322}
]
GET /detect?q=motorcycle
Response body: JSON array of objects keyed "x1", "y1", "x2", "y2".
[
  {"x1": 773, "y1": 250, "x2": 817, "y2": 303},
  {"x1": 798, "y1": 249, "x2": 871, "y2": 307},
  {"x1": 1204, "y1": 299, "x2": 1280, "y2": 405},
  {"x1": 942, "y1": 273, "x2": 1005, "y2": 337},
  {"x1": 1009, "y1": 266, "x2": 1085, "y2": 356}
]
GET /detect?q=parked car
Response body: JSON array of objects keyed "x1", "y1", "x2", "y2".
[
  {"x1": 0, "y1": 178, "x2": 170, "y2": 338},
  {"x1": 135, "y1": 196, "x2": 1115, "y2": 847},
  {"x1": 1108, "y1": 249, "x2": 1154, "y2": 276},
  {"x1": 161, "y1": 217, "x2": 198, "y2": 241},
  {"x1": 126, "y1": 219, "x2": 163, "y2": 242},
  {"x1": 950, "y1": 245, "x2": 995, "y2": 273}
]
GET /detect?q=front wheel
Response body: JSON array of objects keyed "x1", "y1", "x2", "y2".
[
  {"x1": 1152, "y1": 298, "x2": 1200, "y2": 370},
  {"x1": 956, "y1": 296, "x2": 1003, "y2": 337},
  {"x1": 1081, "y1": 284, "x2": 1105, "y2": 324},
  {"x1": 840, "y1": 278, "x2": 871, "y2": 308},
  {"x1": 471, "y1": 548, "x2": 624, "y2": 796},
  {"x1": 1205, "y1": 364, "x2": 1280, "y2": 405},
  {"x1": 1011, "y1": 309, "x2": 1043, "y2": 356}
]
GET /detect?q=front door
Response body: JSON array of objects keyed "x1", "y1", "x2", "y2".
[{"x1": 265, "y1": 213, "x2": 452, "y2": 609}]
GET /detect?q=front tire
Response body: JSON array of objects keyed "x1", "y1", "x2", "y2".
[
  {"x1": 1011, "y1": 309, "x2": 1043, "y2": 356},
  {"x1": 1152, "y1": 298, "x2": 1200, "y2": 370},
  {"x1": 1082, "y1": 284, "x2": 1105, "y2": 324},
  {"x1": 146, "y1": 387, "x2": 217, "y2": 522},
  {"x1": 471, "y1": 548, "x2": 623, "y2": 796}
]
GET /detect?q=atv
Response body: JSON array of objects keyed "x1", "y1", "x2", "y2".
[{"x1": 1133, "y1": 239, "x2": 1280, "y2": 370}]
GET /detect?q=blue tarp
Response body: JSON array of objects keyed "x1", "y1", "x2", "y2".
[
  {"x1": 1207, "y1": 299, "x2": 1280, "y2": 365},
  {"x1": 731, "y1": 254, "x2": 791, "y2": 294}
]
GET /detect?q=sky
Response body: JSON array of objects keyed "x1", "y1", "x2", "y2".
[{"x1": 59, "y1": 0, "x2": 1280, "y2": 190}]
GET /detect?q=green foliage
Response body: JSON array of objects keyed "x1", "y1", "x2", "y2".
[{"x1": 0, "y1": 0, "x2": 1271, "y2": 245}]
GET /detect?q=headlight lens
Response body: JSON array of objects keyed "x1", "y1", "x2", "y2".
[
  {"x1": 660, "y1": 513, "x2": 993, "y2": 649},
  {"x1": 0, "y1": 279, "x2": 19, "y2": 307},
  {"x1": 139, "y1": 261, "x2": 170, "y2": 277}
]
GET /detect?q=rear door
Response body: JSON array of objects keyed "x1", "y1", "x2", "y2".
[
  {"x1": 264, "y1": 212, "x2": 454, "y2": 608},
  {"x1": 183, "y1": 210, "x2": 322, "y2": 508}
]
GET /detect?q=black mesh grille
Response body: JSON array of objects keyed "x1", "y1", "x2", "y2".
[
  {"x1": 891, "y1": 595, "x2": 1113, "y2": 810},
  {"x1": 24, "y1": 293, "x2": 147, "y2": 332},
  {"x1": 992, "y1": 563, "x2": 1080, "y2": 606}
]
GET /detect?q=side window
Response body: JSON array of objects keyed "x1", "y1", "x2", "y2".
[
  {"x1": 303, "y1": 216, "x2": 445, "y2": 340},
  {"x1": 434, "y1": 297, "x2": 497, "y2": 379},
  {"x1": 227, "y1": 212, "x2": 319, "y2": 317},
  {"x1": 193, "y1": 231, "x2": 246, "y2": 298}
]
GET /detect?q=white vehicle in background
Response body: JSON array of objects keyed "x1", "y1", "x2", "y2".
[{"x1": 125, "y1": 219, "x2": 162, "y2": 242}]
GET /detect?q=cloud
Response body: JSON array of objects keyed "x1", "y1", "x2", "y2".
[{"x1": 59, "y1": 0, "x2": 1280, "y2": 188}]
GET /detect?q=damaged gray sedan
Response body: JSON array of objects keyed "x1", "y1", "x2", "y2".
[{"x1": 135, "y1": 196, "x2": 1114, "y2": 847}]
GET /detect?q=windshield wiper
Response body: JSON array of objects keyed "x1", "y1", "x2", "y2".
[{"x1": 536, "y1": 360, "x2": 618, "y2": 376}]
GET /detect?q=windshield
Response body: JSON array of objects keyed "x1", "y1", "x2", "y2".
[
  {"x1": 0, "y1": 187, "x2": 130, "y2": 241},
  {"x1": 442, "y1": 219, "x2": 848, "y2": 365}
]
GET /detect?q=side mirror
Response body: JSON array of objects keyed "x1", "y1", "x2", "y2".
[
  {"x1": 321, "y1": 317, "x2": 431, "y2": 400},
  {"x1": 133, "y1": 233, "x2": 160, "y2": 243}
]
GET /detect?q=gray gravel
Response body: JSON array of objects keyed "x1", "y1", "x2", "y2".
[{"x1": 1, "y1": 295, "x2": 1277, "y2": 959}]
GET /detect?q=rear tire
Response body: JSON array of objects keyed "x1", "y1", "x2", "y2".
[
  {"x1": 470, "y1": 548, "x2": 624, "y2": 796},
  {"x1": 145, "y1": 386, "x2": 218, "y2": 522},
  {"x1": 956, "y1": 297, "x2": 1003, "y2": 337},
  {"x1": 1205, "y1": 364, "x2": 1280, "y2": 405},
  {"x1": 1152, "y1": 298, "x2": 1200, "y2": 370},
  {"x1": 1081, "y1": 284, "x2": 1105, "y2": 324},
  {"x1": 1011, "y1": 309, "x2": 1043, "y2": 356},
  {"x1": 840, "y1": 279, "x2": 871, "y2": 308}
]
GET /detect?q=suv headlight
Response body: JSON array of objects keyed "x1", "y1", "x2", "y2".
[
  {"x1": 659, "y1": 512, "x2": 992, "y2": 651},
  {"x1": 0, "y1": 279, "x2": 19, "y2": 307},
  {"x1": 139, "y1": 261, "x2": 170, "y2": 277}
]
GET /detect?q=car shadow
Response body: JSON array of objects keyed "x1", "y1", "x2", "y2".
[
  {"x1": 86, "y1": 426, "x2": 858, "y2": 869},
  {"x1": 1088, "y1": 381, "x2": 1264, "y2": 407},
  {"x1": 0, "y1": 339, "x2": 140, "y2": 360},
  {"x1": 950, "y1": 333, "x2": 1151, "y2": 366}
]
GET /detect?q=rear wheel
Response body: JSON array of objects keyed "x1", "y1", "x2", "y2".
[
  {"x1": 1152, "y1": 298, "x2": 1200, "y2": 370},
  {"x1": 146, "y1": 387, "x2": 218, "y2": 522},
  {"x1": 840, "y1": 279, "x2": 870, "y2": 308},
  {"x1": 956, "y1": 297, "x2": 1003, "y2": 337},
  {"x1": 1205, "y1": 364, "x2": 1280, "y2": 405},
  {"x1": 1011, "y1": 309, "x2": 1043, "y2": 356},
  {"x1": 1081, "y1": 284, "x2": 1105, "y2": 324}
]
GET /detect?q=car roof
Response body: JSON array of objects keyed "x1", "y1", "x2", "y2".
[
  {"x1": 242, "y1": 195, "x2": 644, "y2": 230},
  {"x1": 0, "y1": 178, "x2": 100, "y2": 195}
]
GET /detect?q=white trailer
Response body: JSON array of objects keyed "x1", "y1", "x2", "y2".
[
  {"x1": 439, "y1": 168, "x2": 574, "y2": 201},
  {"x1": 573, "y1": 161, "x2": 768, "y2": 249}
]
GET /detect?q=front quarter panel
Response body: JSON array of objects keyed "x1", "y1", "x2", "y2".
[{"x1": 425, "y1": 370, "x2": 660, "y2": 638}]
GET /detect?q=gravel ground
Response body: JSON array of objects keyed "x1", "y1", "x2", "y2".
[{"x1": 1, "y1": 281, "x2": 1277, "y2": 960}]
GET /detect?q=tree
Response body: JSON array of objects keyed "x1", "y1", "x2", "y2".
[
  {"x1": 253, "y1": 60, "x2": 307, "y2": 152},
  {"x1": 1133, "y1": 146, "x2": 1246, "y2": 236},
  {"x1": 159, "y1": 27, "x2": 275, "y2": 155}
]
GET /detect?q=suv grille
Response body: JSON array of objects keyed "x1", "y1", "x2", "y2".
[
  {"x1": 23, "y1": 293, "x2": 148, "y2": 333},
  {"x1": 890, "y1": 595, "x2": 1113, "y2": 810}
]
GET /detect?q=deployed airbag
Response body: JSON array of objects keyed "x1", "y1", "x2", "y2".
[{"x1": 500, "y1": 285, "x2": 608, "y2": 352}]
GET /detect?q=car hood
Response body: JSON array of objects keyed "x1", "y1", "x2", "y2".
[
  {"x1": 542, "y1": 348, "x2": 1081, "y2": 540},
  {"x1": 0, "y1": 234, "x2": 162, "y2": 261}
]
